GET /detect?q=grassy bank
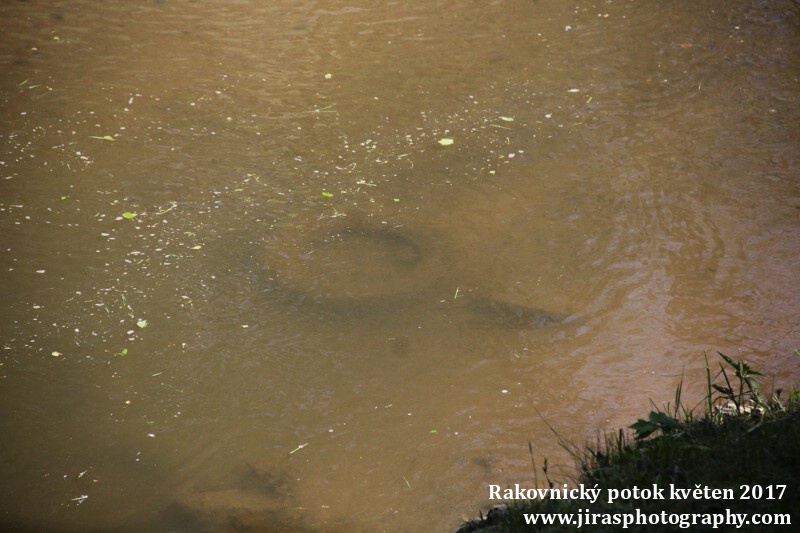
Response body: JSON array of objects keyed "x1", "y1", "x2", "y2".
[{"x1": 458, "y1": 352, "x2": 800, "y2": 532}]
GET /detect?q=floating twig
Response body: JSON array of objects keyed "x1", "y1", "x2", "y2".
[{"x1": 289, "y1": 443, "x2": 308, "y2": 455}]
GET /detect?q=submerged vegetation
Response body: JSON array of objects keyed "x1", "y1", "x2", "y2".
[{"x1": 458, "y1": 352, "x2": 800, "y2": 532}]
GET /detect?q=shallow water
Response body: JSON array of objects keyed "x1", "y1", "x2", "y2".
[{"x1": 1, "y1": 1, "x2": 799, "y2": 531}]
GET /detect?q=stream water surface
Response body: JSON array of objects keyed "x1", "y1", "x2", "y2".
[{"x1": 1, "y1": 1, "x2": 799, "y2": 531}]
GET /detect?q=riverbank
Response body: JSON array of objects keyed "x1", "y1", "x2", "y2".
[{"x1": 457, "y1": 352, "x2": 799, "y2": 532}]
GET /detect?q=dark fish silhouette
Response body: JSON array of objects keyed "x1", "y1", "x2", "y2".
[
  {"x1": 262, "y1": 219, "x2": 568, "y2": 329},
  {"x1": 463, "y1": 295, "x2": 567, "y2": 330}
]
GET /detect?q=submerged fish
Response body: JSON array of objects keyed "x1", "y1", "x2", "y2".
[
  {"x1": 261, "y1": 217, "x2": 568, "y2": 329},
  {"x1": 463, "y1": 295, "x2": 567, "y2": 330}
]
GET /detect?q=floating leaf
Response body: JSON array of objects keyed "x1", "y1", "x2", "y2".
[
  {"x1": 437, "y1": 138, "x2": 454, "y2": 146},
  {"x1": 116, "y1": 348, "x2": 128, "y2": 357},
  {"x1": 190, "y1": 245, "x2": 202, "y2": 250},
  {"x1": 321, "y1": 191, "x2": 334, "y2": 198},
  {"x1": 136, "y1": 319, "x2": 147, "y2": 329},
  {"x1": 89, "y1": 135, "x2": 116, "y2": 141},
  {"x1": 122, "y1": 212, "x2": 136, "y2": 219}
]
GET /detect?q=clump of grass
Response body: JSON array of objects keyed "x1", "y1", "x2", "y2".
[{"x1": 458, "y1": 351, "x2": 800, "y2": 532}]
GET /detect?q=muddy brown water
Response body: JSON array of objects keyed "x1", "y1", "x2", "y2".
[{"x1": 1, "y1": 1, "x2": 799, "y2": 531}]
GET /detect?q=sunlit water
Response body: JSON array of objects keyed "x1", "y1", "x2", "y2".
[{"x1": 1, "y1": 1, "x2": 798, "y2": 531}]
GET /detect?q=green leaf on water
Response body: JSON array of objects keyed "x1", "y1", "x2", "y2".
[
  {"x1": 321, "y1": 191, "x2": 334, "y2": 198},
  {"x1": 136, "y1": 319, "x2": 147, "y2": 329},
  {"x1": 116, "y1": 348, "x2": 128, "y2": 357},
  {"x1": 122, "y1": 212, "x2": 136, "y2": 219}
]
